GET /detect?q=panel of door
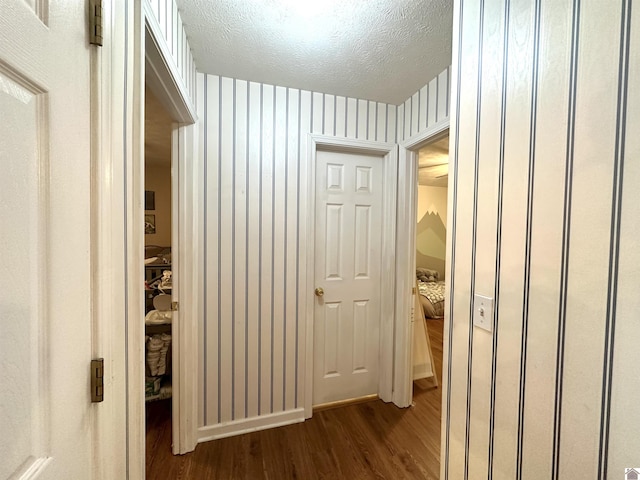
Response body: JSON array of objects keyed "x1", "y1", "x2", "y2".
[
  {"x1": 0, "y1": 1, "x2": 93, "y2": 478},
  {"x1": 313, "y1": 150, "x2": 384, "y2": 406}
]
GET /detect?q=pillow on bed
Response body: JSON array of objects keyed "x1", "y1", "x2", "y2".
[{"x1": 416, "y1": 267, "x2": 440, "y2": 282}]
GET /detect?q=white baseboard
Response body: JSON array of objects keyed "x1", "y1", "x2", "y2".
[{"x1": 197, "y1": 408, "x2": 305, "y2": 443}]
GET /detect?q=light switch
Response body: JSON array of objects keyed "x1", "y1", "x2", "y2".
[{"x1": 473, "y1": 294, "x2": 494, "y2": 332}]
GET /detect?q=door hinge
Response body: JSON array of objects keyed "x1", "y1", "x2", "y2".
[
  {"x1": 89, "y1": 0, "x2": 103, "y2": 46},
  {"x1": 412, "y1": 287, "x2": 416, "y2": 295},
  {"x1": 171, "y1": 301, "x2": 179, "y2": 311},
  {"x1": 91, "y1": 358, "x2": 104, "y2": 403}
]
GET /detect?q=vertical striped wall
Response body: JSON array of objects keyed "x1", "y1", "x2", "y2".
[
  {"x1": 195, "y1": 73, "x2": 398, "y2": 434},
  {"x1": 144, "y1": 0, "x2": 197, "y2": 108},
  {"x1": 397, "y1": 66, "x2": 451, "y2": 143},
  {"x1": 443, "y1": 0, "x2": 639, "y2": 478}
]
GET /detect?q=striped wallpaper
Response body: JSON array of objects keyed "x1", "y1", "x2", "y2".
[
  {"x1": 195, "y1": 74, "x2": 402, "y2": 434},
  {"x1": 144, "y1": 0, "x2": 197, "y2": 109},
  {"x1": 397, "y1": 66, "x2": 451, "y2": 143},
  {"x1": 443, "y1": 0, "x2": 639, "y2": 478}
]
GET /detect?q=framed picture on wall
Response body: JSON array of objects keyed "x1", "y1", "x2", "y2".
[
  {"x1": 145, "y1": 214, "x2": 156, "y2": 234},
  {"x1": 145, "y1": 190, "x2": 155, "y2": 210}
]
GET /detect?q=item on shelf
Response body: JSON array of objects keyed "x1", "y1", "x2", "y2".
[
  {"x1": 145, "y1": 376, "x2": 161, "y2": 397},
  {"x1": 145, "y1": 332, "x2": 172, "y2": 377},
  {"x1": 145, "y1": 309, "x2": 172, "y2": 325},
  {"x1": 146, "y1": 335, "x2": 164, "y2": 376},
  {"x1": 158, "y1": 270, "x2": 172, "y2": 290},
  {"x1": 152, "y1": 293, "x2": 172, "y2": 312},
  {"x1": 156, "y1": 333, "x2": 171, "y2": 376}
]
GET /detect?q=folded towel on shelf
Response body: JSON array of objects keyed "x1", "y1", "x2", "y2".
[
  {"x1": 145, "y1": 309, "x2": 172, "y2": 325},
  {"x1": 146, "y1": 335, "x2": 165, "y2": 376},
  {"x1": 156, "y1": 333, "x2": 171, "y2": 376}
]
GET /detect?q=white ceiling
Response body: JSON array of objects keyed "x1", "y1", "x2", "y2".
[
  {"x1": 418, "y1": 134, "x2": 449, "y2": 187},
  {"x1": 175, "y1": 0, "x2": 453, "y2": 105}
]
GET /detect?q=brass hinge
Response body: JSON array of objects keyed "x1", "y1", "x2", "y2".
[
  {"x1": 91, "y1": 358, "x2": 104, "y2": 403},
  {"x1": 89, "y1": 0, "x2": 103, "y2": 46},
  {"x1": 412, "y1": 287, "x2": 416, "y2": 295},
  {"x1": 171, "y1": 301, "x2": 179, "y2": 311}
]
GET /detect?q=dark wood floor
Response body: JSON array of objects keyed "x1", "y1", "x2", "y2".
[{"x1": 146, "y1": 319, "x2": 444, "y2": 479}]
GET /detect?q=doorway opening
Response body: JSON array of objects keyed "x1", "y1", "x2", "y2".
[
  {"x1": 411, "y1": 131, "x2": 449, "y2": 456},
  {"x1": 143, "y1": 83, "x2": 175, "y2": 458},
  {"x1": 394, "y1": 125, "x2": 450, "y2": 471}
]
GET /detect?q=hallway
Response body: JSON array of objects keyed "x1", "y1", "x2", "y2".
[{"x1": 146, "y1": 319, "x2": 444, "y2": 479}]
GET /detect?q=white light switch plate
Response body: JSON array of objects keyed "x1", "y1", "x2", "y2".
[{"x1": 473, "y1": 294, "x2": 494, "y2": 332}]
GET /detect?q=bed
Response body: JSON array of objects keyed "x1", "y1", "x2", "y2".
[{"x1": 416, "y1": 268, "x2": 445, "y2": 319}]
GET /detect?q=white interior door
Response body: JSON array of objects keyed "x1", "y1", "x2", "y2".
[
  {"x1": 0, "y1": 1, "x2": 93, "y2": 478},
  {"x1": 313, "y1": 150, "x2": 384, "y2": 406}
]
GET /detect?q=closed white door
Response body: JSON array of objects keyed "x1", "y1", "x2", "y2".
[
  {"x1": 313, "y1": 150, "x2": 384, "y2": 406},
  {"x1": 0, "y1": 1, "x2": 93, "y2": 478}
]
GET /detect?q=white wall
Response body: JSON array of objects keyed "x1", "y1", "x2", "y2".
[
  {"x1": 144, "y1": 165, "x2": 171, "y2": 246},
  {"x1": 418, "y1": 185, "x2": 448, "y2": 224},
  {"x1": 443, "y1": 0, "x2": 639, "y2": 478},
  {"x1": 417, "y1": 185, "x2": 448, "y2": 278},
  {"x1": 195, "y1": 73, "x2": 398, "y2": 437}
]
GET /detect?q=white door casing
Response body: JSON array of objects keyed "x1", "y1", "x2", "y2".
[
  {"x1": 170, "y1": 122, "x2": 199, "y2": 454},
  {"x1": 304, "y1": 135, "x2": 397, "y2": 417},
  {"x1": 0, "y1": 1, "x2": 93, "y2": 478},
  {"x1": 313, "y1": 150, "x2": 384, "y2": 406},
  {"x1": 394, "y1": 122, "x2": 449, "y2": 408},
  {"x1": 143, "y1": 6, "x2": 200, "y2": 455}
]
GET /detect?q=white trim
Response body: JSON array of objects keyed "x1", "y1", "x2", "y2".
[
  {"x1": 304, "y1": 134, "x2": 398, "y2": 418},
  {"x1": 92, "y1": 1, "x2": 130, "y2": 479},
  {"x1": 393, "y1": 146, "x2": 418, "y2": 408},
  {"x1": 403, "y1": 120, "x2": 450, "y2": 151},
  {"x1": 197, "y1": 409, "x2": 305, "y2": 442},
  {"x1": 379, "y1": 143, "x2": 399, "y2": 403},
  {"x1": 394, "y1": 120, "x2": 450, "y2": 408},
  {"x1": 170, "y1": 123, "x2": 199, "y2": 454},
  {"x1": 119, "y1": 0, "x2": 201, "y2": 470},
  {"x1": 126, "y1": 1, "x2": 146, "y2": 478}
]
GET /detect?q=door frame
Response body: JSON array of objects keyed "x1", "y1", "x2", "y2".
[
  {"x1": 304, "y1": 134, "x2": 398, "y2": 418},
  {"x1": 394, "y1": 121, "x2": 450, "y2": 408},
  {"x1": 137, "y1": 0, "x2": 200, "y2": 457},
  {"x1": 92, "y1": 1, "x2": 142, "y2": 477},
  {"x1": 96, "y1": 1, "x2": 199, "y2": 476}
]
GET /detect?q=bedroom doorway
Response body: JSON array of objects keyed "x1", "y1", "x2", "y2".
[
  {"x1": 143, "y1": 83, "x2": 175, "y2": 456},
  {"x1": 394, "y1": 125, "x2": 450, "y2": 464},
  {"x1": 411, "y1": 132, "x2": 449, "y2": 425},
  {"x1": 133, "y1": 12, "x2": 200, "y2": 463}
]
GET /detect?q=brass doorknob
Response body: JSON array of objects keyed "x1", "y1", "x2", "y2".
[{"x1": 315, "y1": 287, "x2": 324, "y2": 297}]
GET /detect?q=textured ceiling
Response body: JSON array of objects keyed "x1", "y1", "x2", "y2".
[
  {"x1": 418, "y1": 134, "x2": 449, "y2": 187},
  {"x1": 175, "y1": 0, "x2": 453, "y2": 105}
]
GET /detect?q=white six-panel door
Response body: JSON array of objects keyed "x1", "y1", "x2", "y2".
[
  {"x1": 0, "y1": 1, "x2": 93, "y2": 478},
  {"x1": 313, "y1": 150, "x2": 384, "y2": 406}
]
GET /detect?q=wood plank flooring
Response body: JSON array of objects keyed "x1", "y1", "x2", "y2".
[{"x1": 146, "y1": 319, "x2": 444, "y2": 479}]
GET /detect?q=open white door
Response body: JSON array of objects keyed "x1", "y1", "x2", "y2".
[{"x1": 0, "y1": 1, "x2": 94, "y2": 478}]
